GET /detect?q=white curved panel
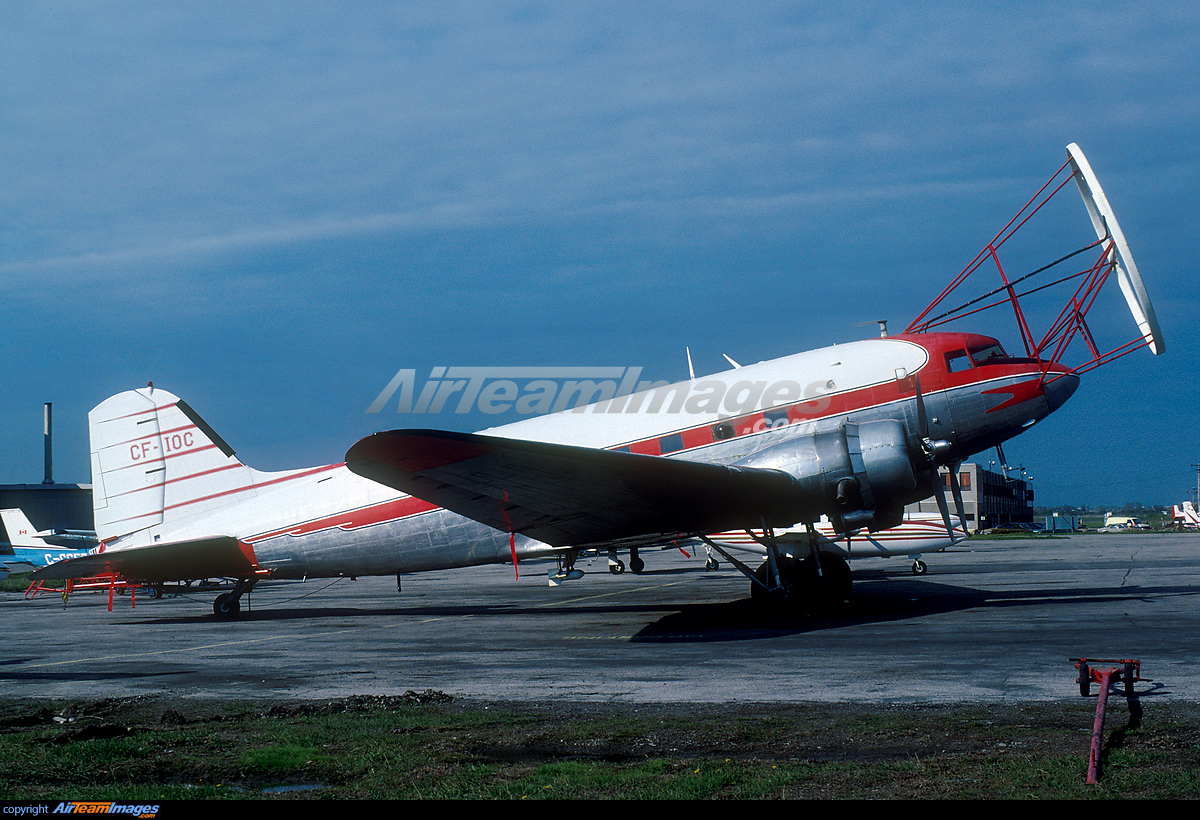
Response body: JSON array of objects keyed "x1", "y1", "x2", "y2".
[{"x1": 1067, "y1": 143, "x2": 1163, "y2": 355}]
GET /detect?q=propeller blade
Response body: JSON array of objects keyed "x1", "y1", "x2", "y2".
[
  {"x1": 913, "y1": 374, "x2": 929, "y2": 438},
  {"x1": 948, "y1": 461, "x2": 968, "y2": 538},
  {"x1": 914, "y1": 374, "x2": 961, "y2": 541},
  {"x1": 932, "y1": 469, "x2": 955, "y2": 541}
]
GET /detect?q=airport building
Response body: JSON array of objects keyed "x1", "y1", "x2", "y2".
[
  {"x1": 0, "y1": 483, "x2": 94, "y2": 542},
  {"x1": 905, "y1": 463, "x2": 1034, "y2": 532}
]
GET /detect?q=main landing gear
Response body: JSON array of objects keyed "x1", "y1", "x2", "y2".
[
  {"x1": 699, "y1": 523, "x2": 852, "y2": 614},
  {"x1": 212, "y1": 578, "x2": 257, "y2": 619},
  {"x1": 749, "y1": 549, "x2": 852, "y2": 613}
]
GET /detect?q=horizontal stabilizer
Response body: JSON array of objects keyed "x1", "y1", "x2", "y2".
[
  {"x1": 29, "y1": 536, "x2": 261, "y2": 583},
  {"x1": 345, "y1": 429, "x2": 802, "y2": 547}
]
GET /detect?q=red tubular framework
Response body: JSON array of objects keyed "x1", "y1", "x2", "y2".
[{"x1": 905, "y1": 154, "x2": 1154, "y2": 384}]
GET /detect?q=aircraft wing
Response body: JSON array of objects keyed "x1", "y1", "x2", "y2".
[
  {"x1": 3, "y1": 559, "x2": 38, "y2": 577},
  {"x1": 345, "y1": 429, "x2": 802, "y2": 548},
  {"x1": 28, "y1": 537, "x2": 261, "y2": 583}
]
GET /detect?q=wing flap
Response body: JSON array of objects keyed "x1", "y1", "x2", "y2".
[
  {"x1": 345, "y1": 429, "x2": 801, "y2": 547},
  {"x1": 29, "y1": 537, "x2": 261, "y2": 582}
]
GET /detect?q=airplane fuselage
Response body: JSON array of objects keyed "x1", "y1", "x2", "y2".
[{"x1": 94, "y1": 331, "x2": 1075, "y2": 580}]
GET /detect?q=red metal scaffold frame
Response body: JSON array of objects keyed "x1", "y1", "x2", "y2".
[{"x1": 904, "y1": 153, "x2": 1155, "y2": 385}]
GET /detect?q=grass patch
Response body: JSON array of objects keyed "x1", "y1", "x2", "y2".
[{"x1": 1, "y1": 694, "x2": 1197, "y2": 799}]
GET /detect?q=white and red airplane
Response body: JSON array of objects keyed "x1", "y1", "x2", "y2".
[
  {"x1": 32, "y1": 144, "x2": 1163, "y2": 617},
  {"x1": 1172, "y1": 501, "x2": 1200, "y2": 530}
]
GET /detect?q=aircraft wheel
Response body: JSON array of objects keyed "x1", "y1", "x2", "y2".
[
  {"x1": 751, "y1": 557, "x2": 803, "y2": 610},
  {"x1": 804, "y1": 553, "x2": 852, "y2": 607},
  {"x1": 213, "y1": 593, "x2": 241, "y2": 619},
  {"x1": 148, "y1": 585, "x2": 163, "y2": 599},
  {"x1": 629, "y1": 556, "x2": 645, "y2": 574},
  {"x1": 705, "y1": 558, "x2": 719, "y2": 571},
  {"x1": 751, "y1": 561, "x2": 772, "y2": 603},
  {"x1": 609, "y1": 560, "x2": 625, "y2": 575},
  {"x1": 912, "y1": 560, "x2": 928, "y2": 575}
]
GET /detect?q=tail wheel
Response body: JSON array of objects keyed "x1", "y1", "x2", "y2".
[{"x1": 213, "y1": 592, "x2": 241, "y2": 619}]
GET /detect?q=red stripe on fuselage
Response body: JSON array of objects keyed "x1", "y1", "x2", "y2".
[{"x1": 244, "y1": 495, "x2": 440, "y2": 543}]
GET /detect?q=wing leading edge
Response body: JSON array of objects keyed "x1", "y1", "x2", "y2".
[{"x1": 345, "y1": 429, "x2": 804, "y2": 547}]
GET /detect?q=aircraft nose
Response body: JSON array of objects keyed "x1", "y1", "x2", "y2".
[{"x1": 1043, "y1": 373, "x2": 1080, "y2": 414}]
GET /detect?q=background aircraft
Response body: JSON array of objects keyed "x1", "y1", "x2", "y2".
[
  {"x1": 32, "y1": 144, "x2": 1163, "y2": 617},
  {"x1": 0, "y1": 508, "x2": 98, "y2": 579},
  {"x1": 1172, "y1": 502, "x2": 1200, "y2": 530}
]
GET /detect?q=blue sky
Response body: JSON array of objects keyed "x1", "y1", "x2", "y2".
[{"x1": 2, "y1": 2, "x2": 1196, "y2": 509}]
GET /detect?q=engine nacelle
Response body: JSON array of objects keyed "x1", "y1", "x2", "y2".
[{"x1": 734, "y1": 419, "x2": 917, "y2": 533}]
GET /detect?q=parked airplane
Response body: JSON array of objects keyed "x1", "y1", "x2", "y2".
[
  {"x1": 32, "y1": 144, "x2": 1163, "y2": 617},
  {"x1": 0, "y1": 508, "x2": 97, "y2": 578},
  {"x1": 697, "y1": 512, "x2": 970, "y2": 581},
  {"x1": 1171, "y1": 502, "x2": 1200, "y2": 530}
]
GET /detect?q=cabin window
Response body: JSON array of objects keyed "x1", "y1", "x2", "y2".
[{"x1": 712, "y1": 422, "x2": 736, "y2": 441}]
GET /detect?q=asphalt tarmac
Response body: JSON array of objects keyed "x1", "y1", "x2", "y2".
[{"x1": 3, "y1": 533, "x2": 1197, "y2": 704}]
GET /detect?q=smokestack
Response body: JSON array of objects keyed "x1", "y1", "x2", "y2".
[{"x1": 43, "y1": 402, "x2": 53, "y2": 484}]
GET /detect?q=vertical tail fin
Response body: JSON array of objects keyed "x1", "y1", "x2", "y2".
[
  {"x1": 1, "y1": 508, "x2": 44, "y2": 547},
  {"x1": 89, "y1": 386, "x2": 257, "y2": 543}
]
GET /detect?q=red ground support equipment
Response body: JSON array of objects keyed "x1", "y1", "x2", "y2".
[
  {"x1": 1072, "y1": 657, "x2": 1143, "y2": 785},
  {"x1": 25, "y1": 573, "x2": 141, "y2": 611}
]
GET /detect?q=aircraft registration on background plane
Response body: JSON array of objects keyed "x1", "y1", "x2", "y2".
[{"x1": 33, "y1": 144, "x2": 1164, "y2": 617}]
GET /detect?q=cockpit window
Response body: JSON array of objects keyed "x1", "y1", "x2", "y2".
[
  {"x1": 969, "y1": 343, "x2": 1009, "y2": 365},
  {"x1": 945, "y1": 350, "x2": 972, "y2": 372}
]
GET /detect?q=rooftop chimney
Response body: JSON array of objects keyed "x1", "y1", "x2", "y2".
[{"x1": 43, "y1": 402, "x2": 53, "y2": 484}]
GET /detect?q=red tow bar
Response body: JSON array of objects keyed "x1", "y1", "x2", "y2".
[{"x1": 1071, "y1": 657, "x2": 1143, "y2": 785}]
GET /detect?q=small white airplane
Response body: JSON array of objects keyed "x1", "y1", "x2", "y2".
[
  {"x1": 1172, "y1": 501, "x2": 1200, "y2": 530},
  {"x1": 33, "y1": 144, "x2": 1164, "y2": 617},
  {"x1": 0, "y1": 508, "x2": 97, "y2": 579}
]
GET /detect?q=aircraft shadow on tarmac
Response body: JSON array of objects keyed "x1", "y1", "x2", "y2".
[{"x1": 629, "y1": 575, "x2": 1200, "y2": 643}]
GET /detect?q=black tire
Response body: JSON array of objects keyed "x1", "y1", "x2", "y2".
[
  {"x1": 751, "y1": 558, "x2": 799, "y2": 606},
  {"x1": 609, "y1": 560, "x2": 625, "y2": 575},
  {"x1": 1078, "y1": 662, "x2": 1091, "y2": 697},
  {"x1": 213, "y1": 593, "x2": 241, "y2": 619},
  {"x1": 794, "y1": 553, "x2": 851, "y2": 610},
  {"x1": 1123, "y1": 662, "x2": 1136, "y2": 697},
  {"x1": 751, "y1": 561, "x2": 772, "y2": 603},
  {"x1": 629, "y1": 556, "x2": 645, "y2": 574}
]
